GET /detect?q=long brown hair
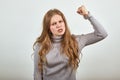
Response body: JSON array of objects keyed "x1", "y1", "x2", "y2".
[{"x1": 33, "y1": 9, "x2": 80, "y2": 71}]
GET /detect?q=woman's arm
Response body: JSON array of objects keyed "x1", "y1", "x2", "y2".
[
  {"x1": 76, "y1": 5, "x2": 108, "y2": 47},
  {"x1": 33, "y1": 44, "x2": 42, "y2": 80}
]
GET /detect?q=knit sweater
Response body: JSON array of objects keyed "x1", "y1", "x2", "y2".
[{"x1": 33, "y1": 13, "x2": 108, "y2": 80}]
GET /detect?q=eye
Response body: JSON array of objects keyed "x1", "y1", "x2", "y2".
[
  {"x1": 51, "y1": 22, "x2": 57, "y2": 26},
  {"x1": 59, "y1": 20, "x2": 63, "y2": 23}
]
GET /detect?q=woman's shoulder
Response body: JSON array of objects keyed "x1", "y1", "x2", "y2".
[
  {"x1": 72, "y1": 34, "x2": 86, "y2": 44},
  {"x1": 33, "y1": 43, "x2": 41, "y2": 51},
  {"x1": 72, "y1": 34, "x2": 84, "y2": 39}
]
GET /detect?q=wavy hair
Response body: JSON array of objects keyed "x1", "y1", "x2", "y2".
[{"x1": 33, "y1": 9, "x2": 80, "y2": 71}]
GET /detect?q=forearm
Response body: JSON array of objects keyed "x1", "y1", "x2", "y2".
[{"x1": 85, "y1": 12, "x2": 108, "y2": 38}]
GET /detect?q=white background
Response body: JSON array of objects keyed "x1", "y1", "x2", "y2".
[{"x1": 0, "y1": 0, "x2": 120, "y2": 80}]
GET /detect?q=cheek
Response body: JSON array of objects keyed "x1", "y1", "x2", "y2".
[
  {"x1": 63, "y1": 25, "x2": 66, "y2": 32},
  {"x1": 50, "y1": 26, "x2": 55, "y2": 34}
]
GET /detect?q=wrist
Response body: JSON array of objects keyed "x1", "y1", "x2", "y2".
[{"x1": 84, "y1": 11, "x2": 92, "y2": 19}]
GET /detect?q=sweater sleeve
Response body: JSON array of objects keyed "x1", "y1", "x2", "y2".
[
  {"x1": 33, "y1": 44, "x2": 42, "y2": 80},
  {"x1": 76, "y1": 12, "x2": 108, "y2": 49}
]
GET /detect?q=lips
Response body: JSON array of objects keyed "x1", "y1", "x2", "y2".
[{"x1": 57, "y1": 29, "x2": 63, "y2": 33}]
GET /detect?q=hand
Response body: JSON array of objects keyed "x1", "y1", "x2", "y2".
[{"x1": 77, "y1": 5, "x2": 89, "y2": 16}]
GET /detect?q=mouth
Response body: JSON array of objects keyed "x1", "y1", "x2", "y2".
[{"x1": 57, "y1": 29, "x2": 63, "y2": 33}]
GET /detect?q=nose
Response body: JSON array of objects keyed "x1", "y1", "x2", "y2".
[{"x1": 56, "y1": 23, "x2": 61, "y2": 28}]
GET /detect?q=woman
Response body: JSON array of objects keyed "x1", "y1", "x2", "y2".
[{"x1": 33, "y1": 5, "x2": 108, "y2": 80}]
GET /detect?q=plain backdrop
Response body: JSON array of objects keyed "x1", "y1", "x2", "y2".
[{"x1": 0, "y1": 0, "x2": 120, "y2": 80}]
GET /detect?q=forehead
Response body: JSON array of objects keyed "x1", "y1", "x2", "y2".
[{"x1": 50, "y1": 14, "x2": 63, "y2": 22}]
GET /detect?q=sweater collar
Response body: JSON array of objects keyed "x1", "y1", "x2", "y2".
[{"x1": 51, "y1": 36, "x2": 63, "y2": 43}]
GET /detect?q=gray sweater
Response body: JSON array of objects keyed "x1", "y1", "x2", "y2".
[{"x1": 33, "y1": 13, "x2": 108, "y2": 80}]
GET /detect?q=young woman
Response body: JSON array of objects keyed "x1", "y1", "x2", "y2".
[{"x1": 33, "y1": 5, "x2": 108, "y2": 80}]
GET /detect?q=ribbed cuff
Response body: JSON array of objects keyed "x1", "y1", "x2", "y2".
[{"x1": 83, "y1": 12, "x2": 92, "y2": 19}]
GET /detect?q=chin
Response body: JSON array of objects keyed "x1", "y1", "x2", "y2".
[{"x1": 60, "y1": 33, "x2": 65, "y2": 36}]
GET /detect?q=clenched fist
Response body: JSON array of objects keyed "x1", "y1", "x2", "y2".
[{"x1": 77, "y1": 5, "x2": 89, "y2": 16}]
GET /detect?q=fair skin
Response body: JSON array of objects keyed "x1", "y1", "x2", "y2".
[
  {"x1": 50, "y1": 14, "x2": 66, "y2": 37},
  {"x1": 50, "y1": 5, "x2": 88, "y2": 37},
  {"x1": 77, "y1": 5, "x2": 89, "y2": 16}
]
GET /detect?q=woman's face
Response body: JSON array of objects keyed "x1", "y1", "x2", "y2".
[{"x1": 50, "y1": 14, "x2": 65, "y2": 37}]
